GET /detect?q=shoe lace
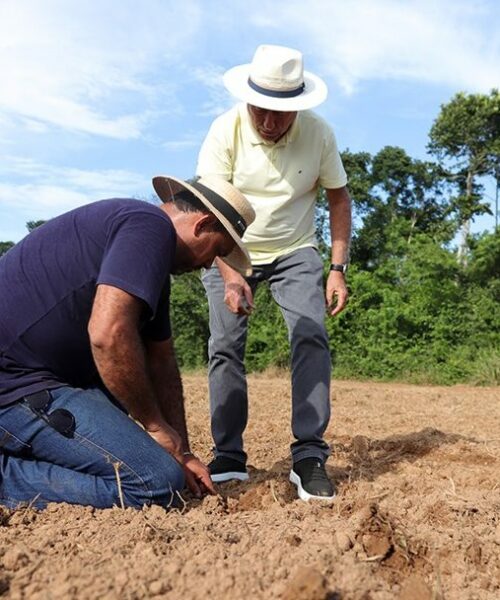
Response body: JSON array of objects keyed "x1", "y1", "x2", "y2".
[{"x1": 307, "y1": 462, "x2": 329, "y2": 482}]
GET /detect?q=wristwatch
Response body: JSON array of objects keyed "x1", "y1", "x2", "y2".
[{"x1": 329, "y1": 263, "x2": 348, "y2": 274}]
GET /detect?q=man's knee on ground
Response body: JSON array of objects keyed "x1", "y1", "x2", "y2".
[{"x1": 120, "y1": 454, "x2": 185, "y2": 508}]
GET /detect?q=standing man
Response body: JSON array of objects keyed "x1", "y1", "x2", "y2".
[
  {"x1": 197, "y1": 45, "x2": 351, "y2": 501},
  {"x1": 0, "y1": 175, "x2": 255, "y2": 509}
]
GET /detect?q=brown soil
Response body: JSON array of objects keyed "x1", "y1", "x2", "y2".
[{"x1": 0, "y1": 375, "x2": 499, "y2": 599}]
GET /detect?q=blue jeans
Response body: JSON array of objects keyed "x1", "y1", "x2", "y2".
[
  {"x1": 0, "y1": 387, "x2": 184, "y2": 509},
  {"x1": 202, "y1": 247, "x2": 331, "y2": 465}
]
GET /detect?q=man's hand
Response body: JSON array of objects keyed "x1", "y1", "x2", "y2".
[
  {"x1": 224, "y1": 280, "x2": 254, "y2": 315},
  {"x1": 147, "y1": 422, "x2": 215, "y2": 498},
  {"x1": 146, "y1": 421, "x2": 183, "y2": 463},
  {"x1": 182, "y1": 454, "x2": 216, "y2": 498},
  {"x1": 214, "y1": 258, "x2": 254, "y2": 315},
  {"x1": 326, "y1": 270, "x2": 348, "y2": 316}
]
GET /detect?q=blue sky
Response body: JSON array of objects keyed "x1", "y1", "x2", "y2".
[{"x1": 1, "y1": 0, "x2": 499, "y2": 242}]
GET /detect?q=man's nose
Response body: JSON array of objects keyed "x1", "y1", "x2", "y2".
[{"x1": 263, "y1": 111, "x2": 277, "y2": 129}]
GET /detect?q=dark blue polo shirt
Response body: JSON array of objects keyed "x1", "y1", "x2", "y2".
[{"x1": 0, "y1": 199, "x2": 176, "y2": 406}]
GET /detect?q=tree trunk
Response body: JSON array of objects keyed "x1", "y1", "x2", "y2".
[{"x1": 457, "y1": 170, "x2": 473, "y2": 266}]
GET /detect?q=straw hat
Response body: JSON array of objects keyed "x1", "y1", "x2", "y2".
[
  {"x1": 152, "y1": 175, "x2": 255, "y2": 276},
  {"x1": 223, "y1": 44, "x2": 327, "y2": 112}
]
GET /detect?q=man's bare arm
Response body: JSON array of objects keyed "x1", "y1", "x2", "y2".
[
  {"x1": 88, "y1": 284, "x2": 182, "y2": 459},
  {"x1": 146, "y1": 337, "x2": 216, "y2": 496},
  {"x1": 146, "y1": 338, "x2": 189, "y2": 450},
  {"x1": 326, "y1": 186, "x2": 352, "y2": 316}
]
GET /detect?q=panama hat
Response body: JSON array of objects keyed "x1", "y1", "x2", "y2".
[
  {"x1": 223, "y1": 44, "x2": 328, "y2": 112},
  {"x1": 152, "y1": 175, "x2": 255, "y2": 276}
]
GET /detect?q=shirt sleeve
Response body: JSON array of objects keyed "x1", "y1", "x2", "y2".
[
  {"x1": 318, "y1": 124, "x2": 348, "y2": 190},
  {"x1": 96, "y1": 209, "x2": 175, "y2": 328},
  {"x1": 196, "y1": 113, "x2": 233, "y2": 180}
]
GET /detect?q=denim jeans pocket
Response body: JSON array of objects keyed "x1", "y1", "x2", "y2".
[{"x1": 0, "y1": 425, "x2": 32, "y2": 455}]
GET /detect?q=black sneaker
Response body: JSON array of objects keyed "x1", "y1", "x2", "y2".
[
  {"x1": 290, "y1": 458, "x2": 336, "y2": 501},
  {"x1": 208, "y1": 456, "x2": 249, "y2": 483}
]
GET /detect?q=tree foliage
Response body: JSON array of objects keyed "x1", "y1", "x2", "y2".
[
  {"x1": 428, "y1": 90, "x2": 500, "y2": 261},
  {"x1": 26, "y1": 220, "x2": 47, "y2": 232},
  {"x1": 0, "y1": 241, "x2": 15, "y2": 257}
]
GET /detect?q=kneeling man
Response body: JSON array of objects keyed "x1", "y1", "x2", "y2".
[{"x1": 0, "y1": 175, "x2": 255, "y2": 509}]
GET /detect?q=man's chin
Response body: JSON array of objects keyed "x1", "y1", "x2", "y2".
[{"x1": 259, "y1": 130, "x2": 280, "y2": 142}]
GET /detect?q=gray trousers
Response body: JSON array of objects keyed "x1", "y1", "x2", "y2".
[{"x1": 201, "y1": 247, "x2": 331, "y2": 465}]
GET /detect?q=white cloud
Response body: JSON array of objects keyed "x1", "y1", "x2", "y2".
[
  {"x1": 1, "y1": 0, "x2": 497, "y2": 145},
  {"x1": 0, "y1": 183, "x2": 92, "y2": 213},
  {"x1": 0, "y1": 0, "x2": 202, "y2": 139},
  {"x1": 20, "y1": 119, "x2": 51, "y2": 134},
  {"x1": 251, "y1": 0, "x2": 500, "y2": 94},
  {"x1": 162, "y1": 132, "x2": 206, "y2": 151},
  {"x1": 191, "y1": 65, "x2": 235, "y2": 116},
  {"x1": 0, "y1": 156, "x2": 150, "y2": 237},
  {"x1": 1, "y1": 156, "x2": 142, "y2": 187}
]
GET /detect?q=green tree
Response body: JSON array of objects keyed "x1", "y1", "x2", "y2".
[
  {"x1": 26, "y1": 220, "x2": 46, "y2": 232},
  {"x1": 0, "y1": 241, "x2": 15, "y2": 257},
  {"x1": 0, "y1": 221, "x2": 47, "y2": 258},
  {"x1": 340, "y1": 149, "x2": 373, "y2": 215},
  {"x1": 428, "y1": 90, "x2": 500, "y2": 263},
  {"x1": 352, "y1": 146, "x2": 452, "y2": 269},
  {"x1": 169, "y1": 272, "x2": 211, "y2": 369},
  {"x1": 467, "y1": 230, "x2": 500, "y2": 284}
]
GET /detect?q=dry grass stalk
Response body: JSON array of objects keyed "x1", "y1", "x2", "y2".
[
  {"x1": 112, "y1": 461, "x2": 125, "y2": 509},
  {"x1": 175, "y1": 491, "x2": 187, "y2": 514},
  {"x1": 270, "y1": 480, "x2": 281, "y2": 505}
]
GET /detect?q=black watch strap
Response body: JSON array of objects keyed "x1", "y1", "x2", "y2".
[{"x1": 330, "y1": 263, "x2": 348, "y2": 274}]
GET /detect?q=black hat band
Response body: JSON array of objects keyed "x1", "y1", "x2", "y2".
[
  {"x1": 191, "y1": 181, "x2": 247, "y2": 237},
  {"x1": 248, "y1": 78, "x2": 305, "y2": 98}
]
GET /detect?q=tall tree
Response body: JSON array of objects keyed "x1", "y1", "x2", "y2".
[
  {"x1": 428, "y1": 90, "x2": 500, "y2": 263},
  {"x1": 353, "y1": 146, "x2": 451, "y2": 269},
  {"x1": 0, "y1": 241, "x2": 15, "y2": 257},
  {"x1": 26, "y1": 220, "x2": 46, "y2": 232}
]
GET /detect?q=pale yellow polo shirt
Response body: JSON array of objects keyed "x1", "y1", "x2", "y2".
[{"x1": 196, "y1": 103, "x2": 347, "y2": 265}]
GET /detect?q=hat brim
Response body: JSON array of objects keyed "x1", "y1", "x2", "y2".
[
  {"x1": 152, "y1": 175, "x2": 252, "y2": 277},
  {"x1": 223, "y1": 64, "x2": 328, "y2": 111}
]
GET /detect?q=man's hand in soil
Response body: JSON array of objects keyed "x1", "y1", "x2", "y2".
[
  {"x1": 148, "y1": 425, "x2": 215, "y2": 498},
  {"x1": 183, "y1": 454, "x2": 216, "y2": 498}
]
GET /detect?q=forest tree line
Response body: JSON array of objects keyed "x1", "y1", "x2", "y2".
[{"x1": 2, "y1": 91, "x2": 499, "y2": 384}]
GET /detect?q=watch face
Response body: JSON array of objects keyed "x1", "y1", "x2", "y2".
[{"x1": 330, "y1": 263, "x2": 347, "y2": 273}]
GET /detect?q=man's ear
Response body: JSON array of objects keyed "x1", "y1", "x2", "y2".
[{"x1": 194, "y1": 213, "x2": 218, "y2": 236}]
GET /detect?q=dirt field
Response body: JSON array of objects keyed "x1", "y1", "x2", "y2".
[{"x1": 0, "y1": 375, "x2": 499, "y2": 599}]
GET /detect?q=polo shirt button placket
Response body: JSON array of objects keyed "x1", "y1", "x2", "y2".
[{"x1": 271, "y1": 147, "x2": 282, "y2": 175}]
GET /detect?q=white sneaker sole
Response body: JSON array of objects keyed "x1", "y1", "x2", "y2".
[
  {"x1": 211, "y1": 471, "x2": 249, "y2": 483},
  {"x1": 289, "y1": 470, "x2": 336, "y2": 502}
]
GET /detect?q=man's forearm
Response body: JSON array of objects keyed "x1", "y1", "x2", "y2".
[
  {"x1": 327, "y1": 187, "x2": 352, "y2": 264},
  {"x1": 91, "y1": 327, "x2": 163, "y2": 430},
  {"x1": 147, "y1": 339, "x2": 190, "y2": 451},
  {"x1": 215, "y1": 256, "x2": 242, "y2": 283},
  {"x1": 88, "y1": 284, "x2": 185, "y2": 461}
]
